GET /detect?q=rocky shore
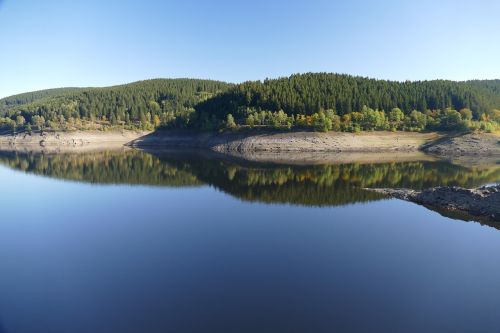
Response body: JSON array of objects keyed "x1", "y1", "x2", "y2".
[
  {"x1": 0, "y1": 130, "x2": 151, "y2": 152},
  {"x1": 0, "y1": 130, "x2": 499, "y2": 157},
  {"x1": 130, "y1": 131, "x2": 500, "y2": 157},
  {"x1": 129, "y1": 130, "x2": 438, "y2": 153},
  {"x1": 369, "y1": 185, "x2": 500, "y2": 223},
  {"x1": 424, "y1": 133, "x2": 500, "y2": 156}
]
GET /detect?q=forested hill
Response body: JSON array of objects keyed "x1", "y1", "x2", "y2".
[
  {"x1": 1, "y1": 74, "x2": 499, "y2": 133},
  {"x1": 193, "y1": 74, "x2": 500, "y2": 132},
  {"x1": 0, "y1": 79, "x2": 232, "y2": 131},
  {"x1": 464, "y1": 79, "x2": 500, "y2": 97},
  {"x1": 0, "y1": 87, "x2": 87, "y2": 111},
  {"x1": 196, "y1": 74, "x2": 500, "y2": 121}
]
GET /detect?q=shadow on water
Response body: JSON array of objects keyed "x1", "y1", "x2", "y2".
[{"x1": 1, "y1": 149, "x2": 500, "y2": 209}]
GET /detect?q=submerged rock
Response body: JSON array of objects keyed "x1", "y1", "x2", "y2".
[{"x1": 368, "y1": 185, "x2": 500, "y2": 223}]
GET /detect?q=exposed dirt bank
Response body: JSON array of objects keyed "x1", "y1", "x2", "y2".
[
  {"x1": 0, "y1": 130, "x2": 151, "y2": 153},
  {"x1": 130, "y1": 130, "x2": 440, "y2": 153},
  {"x1": 368, "y1": 185, "x2": 500, "y2": 224},
  {"x1": 1, "y1": 130, "x2": 499, "y2": 158},
  {"x1": 423, "y1": 133, "x2": 500, "y2": 156}
]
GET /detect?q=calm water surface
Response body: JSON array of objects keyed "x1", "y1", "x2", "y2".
[{"x1": 0, "y1": 150, "x2": 500, "y2": 333}]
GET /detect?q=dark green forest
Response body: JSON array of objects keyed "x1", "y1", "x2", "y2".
[
  {"x1": 1, "y1": 74, "x2": 499, "y2": 133},
  {"x1": 0, "y1": 87, "x2": 87, "y2": 110},
  {"x1": 0, "y1": 79, "x2": 231, "y2": 132},
  {"x1": 195, "y1": 74, "x2": 500, "y2": 132}
]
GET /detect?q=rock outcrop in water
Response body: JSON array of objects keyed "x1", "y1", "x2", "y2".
[{"x1": 369, "y1": 185, "x2": 500, "y2": 223}]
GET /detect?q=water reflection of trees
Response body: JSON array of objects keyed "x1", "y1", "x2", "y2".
[
  {"x1": 0, "y1": 150, "x2": 202, "y2": 187},
  {"x1": 179, "y1": 158, "x2": 500, "y2": 206},
  {"x1": 1, "y1": 150, "x2": 500, "y2": 207}
]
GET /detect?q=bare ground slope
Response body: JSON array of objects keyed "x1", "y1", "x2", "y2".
[
  {"x1": 424, "y1": 133, "x2": 500, "y2": 156},
  {"x1": 0, "y1": 130, "x2": 151, "y2": 152},
  {"x1": 1, "y1": 130, "x2": 499, "y2": 157},
  {"x1": 130, "y1": 131, "x2": 440, "y2": 153}
]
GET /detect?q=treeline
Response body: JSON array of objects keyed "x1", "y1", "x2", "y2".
[
  {"x1": 0, "y1": 79, "x2": 231, "y2": 132},
  {"x1": 465, "y1": 80, "x2": 500, "y2": 97},
  {"x1": 0, "y1": 87, "x2": 86, "y2": 111},
  {"x1": 220, "y1": 106, "x2": 499, "y2": 133},
  {"x1": 1, "y1": 74, "x2": 499, "y2": 133},
  {"x1": 195, "y1": 73, "x2": 500, "y2": 132}
]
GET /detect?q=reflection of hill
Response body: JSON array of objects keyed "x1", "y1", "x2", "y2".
[
  {"x1": 167, "y1": 156, "x2": 500, "y2": 206},
  {"x1": 1, "y1": 149, "x2": 500, "y2": 207},
  {"x1": 0, "y1": 150, "x2": 202, "y2": 187}
]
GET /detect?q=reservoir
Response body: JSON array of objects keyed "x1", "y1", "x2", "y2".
[{"x1": 0, "y1": 150, "x2": 499, "y2": 333}]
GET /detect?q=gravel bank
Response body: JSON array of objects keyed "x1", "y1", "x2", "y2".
[
  {"x1": 424, "y1": 133, "x2": 500, "y2": 156},
  {"x1": 130, "y1": 130, "x2": 439, "y2": 153},
  {"x1": 1, "y1": 130, "x2": 498, "y2": 157},
  {"x1": 368, "y1": 185, "x2": 500, "y2": 223},
  {"x1": 0, "y1": 130, "x2": 151, "y2": 152}
]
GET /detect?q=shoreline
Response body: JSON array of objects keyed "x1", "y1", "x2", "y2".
[
  {"x1": 129, "y1": 130, "x2": 440, "y2": 153},
  {"x1": 368, "y1": 185, "x2": 500, "y2": 225},
  {"x1": 0, "y1": 130, "x2": 499, "y2": 158},
  {"x1": 0, "y1": 130, "x2": 151, "y2": 153}
]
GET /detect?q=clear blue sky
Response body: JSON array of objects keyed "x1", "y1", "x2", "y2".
[{"x1": 1, "y1": 0, "x2": 499, "y2": 98}]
